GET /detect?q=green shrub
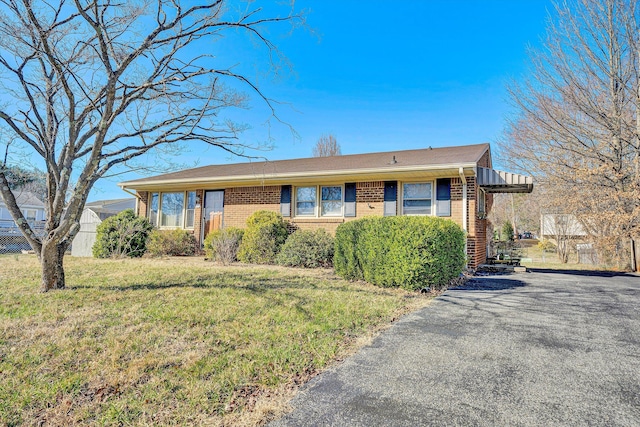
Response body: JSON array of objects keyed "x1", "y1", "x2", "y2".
[
  {"x1": 277, "y1": 229, "x2": 335, "y2": 268},
  {"x1": 334, "y1": 216, "x2": 466, "y2": 290},
  {"x1": 237, "y1": 210, "x2": 289, "y2": 264},
  {"x1": 147, "y1": 229, "x2": 197, "y2": 256},
  {"x1": 92, "y1": 209, "x2": 153, "y2": 258},
  {"x1": 203, "y1": 227, "x2": 244, "y2": 265}
]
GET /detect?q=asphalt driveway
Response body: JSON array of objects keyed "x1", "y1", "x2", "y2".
[{"x1": 271, "y1": 270, "x2": 640, "y2": 426}]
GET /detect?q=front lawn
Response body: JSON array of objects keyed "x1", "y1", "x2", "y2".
[{"x1": 0, "y1": 255, "x2": 430, "y2": 426}]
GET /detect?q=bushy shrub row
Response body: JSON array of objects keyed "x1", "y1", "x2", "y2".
[
  {"x1": 334, "y1": 216, "x2": 466, "y2": 290},
  {"x1": 92, "y1": 209, "x2": 334, "y2": 269},
  {"x1": 93, "y1": 210, "x2": 196, "y2": 258},
  {"x1": 235, "y1": 211, "x2": 335, "y2": 268}
]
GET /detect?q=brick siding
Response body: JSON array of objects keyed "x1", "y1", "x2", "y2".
[
  {"x1": 223, "y1": 186, "x2": 281, "y2": 229},
  {"x1": 135, "y1": 175, "x2": 490, "y2": 268},
  {"x1": 137, "y1": 191, "x2": 148, "y2": 217}
]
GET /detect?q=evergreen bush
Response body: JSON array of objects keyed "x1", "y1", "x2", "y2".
[
  {"x1": 334, "y1": 216, "x2": 466, "y2": 290},
  {"x1": 146, "y1": 229, "x2": 197, "y2": 256},
  {"x1": 92, "y1": 209, "x2": 152, "y2": 258},
  {"x1": 277, "y1": 229, "x2": 334, "y2": 268},
  {"x1": 237, "y1": 210, "x2": 289, "y2": 264},
  {"x1": 501, "y1": 221, "x2": 515, "y2": 241}
]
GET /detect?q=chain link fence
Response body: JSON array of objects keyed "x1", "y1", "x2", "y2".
[{"x1": 0, "y1": 220, "x2": 46, "y2": 254}]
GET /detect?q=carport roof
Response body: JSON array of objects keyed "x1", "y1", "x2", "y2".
[{"x1": 477, "y1": 167, "x2": 533, "y2": 193}]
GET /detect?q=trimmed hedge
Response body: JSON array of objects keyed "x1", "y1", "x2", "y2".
[
  {"x1": 334, "y1": 216, "x2": 466, "y2": 290},
  {"x1": 237, "y1": 211, "x2": 289, "y2": 264},
  {"x1": 93, "y1": 209, "x2": 153, "y2": 258},
  {"x1": 147, "y1": 229, "x2": 197, "y2": 256},
  {"x1": 277, "y1": 229, "x2": 334, "y2": 268}
]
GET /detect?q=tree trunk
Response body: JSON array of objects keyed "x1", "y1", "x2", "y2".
[{"x1": 40, "y1": 242, "x2": 66, "y2": 292}]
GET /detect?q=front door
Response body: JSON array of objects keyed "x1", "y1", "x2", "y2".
[{"x1": 202, "y1": 190, "x2": 224, "y2": 241}]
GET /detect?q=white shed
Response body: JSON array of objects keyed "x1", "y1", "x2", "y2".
[{"x1": 71, "y1": 198, "x2": 135, "y2": 257}]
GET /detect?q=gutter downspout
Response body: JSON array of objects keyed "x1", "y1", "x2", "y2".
[{"x1": 459, "y1": 167, "x2": 468, "y2": 266}]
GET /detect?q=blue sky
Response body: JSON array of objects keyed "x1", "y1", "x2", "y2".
[{"x1": 91, "y1": 0, "x2": 553, "y2": 201}]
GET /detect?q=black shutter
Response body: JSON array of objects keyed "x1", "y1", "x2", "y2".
[
  {"x1": 384, "y1": 181, "x2": 397, "y2": 216},
  {"x1": 344, "y1": 183, "x2": 356, "y2": 217},
  {"x1": 280, "y1": 185, "x2": 291, "y2": 217}
]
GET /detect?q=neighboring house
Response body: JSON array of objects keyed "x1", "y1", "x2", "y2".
[
  {"x1": 0, "y1": 191, "x2": 46, "y2": 253},
  {"x1": 71, "y1": 198, "x2": 136, "y2": 257},
  {"x1": 540, "y1": 214, "x2": 588, "y2": 241},
  {"x1": 119, "y1": 143, "x2": 533, "y2": 268},
  {"x1": 0, "y1": 190, "x2": 46, "y2": 224}
]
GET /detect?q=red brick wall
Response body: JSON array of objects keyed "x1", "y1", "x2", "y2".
[{"x1": 478, "y1": 148, "x2": 491, "y2": 168}]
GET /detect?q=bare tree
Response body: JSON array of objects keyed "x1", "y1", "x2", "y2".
[
  {"x1": 312, "y1": 134, "x2": 341, "y2": 157},
  {"x1": 499, "y1": 0, "x2": 640, "y2": 269},
  {"x1": 0, "y1": 0, "x2": 302, "y2": 291}
]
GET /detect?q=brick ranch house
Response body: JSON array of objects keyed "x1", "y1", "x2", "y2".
[{"x1": 119, "y1": 143, "x2": 532, "y2": 268}]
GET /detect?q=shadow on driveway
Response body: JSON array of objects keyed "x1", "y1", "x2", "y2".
[
  {"x1": 527, "y1": 268, "x2": 637, "y2": 278},
  {"x1": 452, "y1": 277, "x2": 528, "y2": 291}
]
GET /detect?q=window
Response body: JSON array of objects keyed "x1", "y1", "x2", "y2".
[
  {"x1": 295, "y1": 185, "x2": 344, "y2": 217},
  {"x1": 296, "y1": 186, "x2": 317, "y2": 216},
  {"x1": 185, "y1": 191, "x2": 196, "y2": 228},
  {"x1": 149, "y1": 193, "x2": 159, "y2": 227},
  {"x1": 321, "y1": 186, "x2": 342, "y2": 216},
  {"x1": 22, "y1": 209, "x2": 37, "y2": 221},
  {"x1": 161, "y1": 192, "x2": 184, "y2": 227},
  {"x1": 148, "y1": 191, "x2": 197, "y2": 229},
  {"x1": 436, "y1": 178, "x2": 451, "y2": 217},
  {"x1": 402, "y1": 183, "x2": 432, "y2": 215},
  {"x1": 478, "y1": 188, "x2": 486, "y2": 216}
]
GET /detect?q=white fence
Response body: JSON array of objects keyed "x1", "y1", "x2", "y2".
[{"x1": 0, "y1": 219, "x2": 46, "y2": 254}]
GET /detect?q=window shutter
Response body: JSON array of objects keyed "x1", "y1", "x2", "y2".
[
  {"x1": 436, "y1": 178, "x2": 451, "y2": 217},
  {"x1": 344, "y1": 183, "x2": 356, "y2": 217},
  {"x1": 383, "y1": 181, "x2": 397, "y2": 216},
  {"x1": 280, "y1": 185, "x2": 292, "y2": 217}
]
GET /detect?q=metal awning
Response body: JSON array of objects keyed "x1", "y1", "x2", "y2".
[{"x1": 476, "y1": 167, "x2": 533, "y2": 193}]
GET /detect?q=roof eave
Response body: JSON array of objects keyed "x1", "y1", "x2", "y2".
[{"x1": 119, "y1": 163, "x2": 479, "y2": 192}]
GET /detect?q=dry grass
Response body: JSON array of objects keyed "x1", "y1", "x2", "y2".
[
  {"x1": 0, "y1": 255, "x2": 432, "y2": 426},
  {"x1": 518, "y1": 240, "x2": 611, "y2": 271}
]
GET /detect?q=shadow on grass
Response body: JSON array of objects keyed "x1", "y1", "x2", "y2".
[
  {"x1": 528, "y1": 268, "x2": 637, "y2": 278},
  {"x1": 70, "y1": 271, "x2": 386, "y2": 296}
]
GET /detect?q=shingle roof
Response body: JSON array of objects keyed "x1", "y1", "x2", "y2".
[
  {"x1": 86, "y1": 198, "x2": 136, "y2": 209},
  {"x1": 1, "y1": 191, "x2": 45, "y2": 208},
  {"x1": 120, "y1": 143, "x2": 490, "y2": 188}
]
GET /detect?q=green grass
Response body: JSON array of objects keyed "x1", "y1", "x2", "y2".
[{"x1": 0, "y1": 255, "x2": 431, "y2": 426}]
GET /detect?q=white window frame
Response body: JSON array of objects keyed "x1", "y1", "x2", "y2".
[
  {"x1": 401, "y1": 181, "x2": 435, "y2": 216},
  {"x1": 148, "y1": 191, "x2": 197, "y2": 229},
  {"x1": 295, "y1": 186, "x2": 317, "y2": 217},
  {"x1": 294, "y1": 184, "x2": 344, "y2": 218}
]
